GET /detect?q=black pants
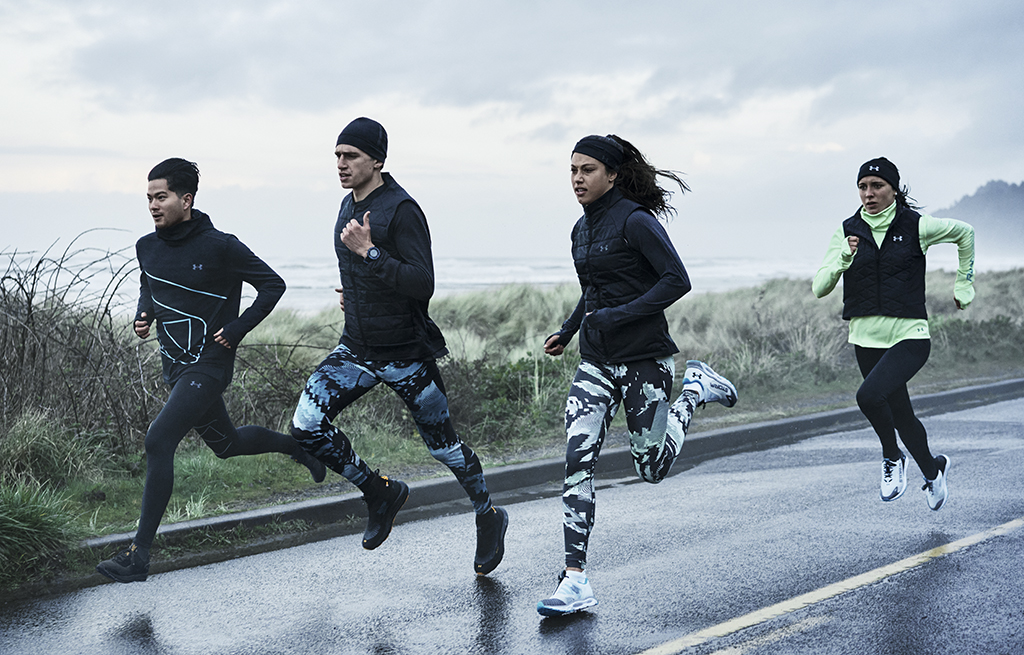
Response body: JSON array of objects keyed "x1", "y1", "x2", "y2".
[
  {"x1": 855, "y1": 339, "x2": 938, "y2": 479},
  {"x1": 135, "y1": 371, "x2": 303, "y2": 550}
]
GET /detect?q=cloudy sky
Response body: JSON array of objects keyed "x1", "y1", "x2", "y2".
[{"x1": 2, "y1": 0, "x2": 1022, "y2": 276}]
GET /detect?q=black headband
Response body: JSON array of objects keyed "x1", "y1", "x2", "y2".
[
  {"x1": 573, "y1": 135, "x2": 625, "y2": 171},
  {"x1": 858, "y1": 157, "x2": 900, "y2": 191}
]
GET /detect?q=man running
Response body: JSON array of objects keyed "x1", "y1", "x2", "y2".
[
  {"x1": 96, "y1": 158, "x2": 324, "y2": 583},
  {"x1": 290, "y1": 118, "x2": 508, "y2": 574}
]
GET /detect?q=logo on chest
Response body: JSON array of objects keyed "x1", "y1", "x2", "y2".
[
  {"x1": 892, "y1": 236, "x2": 903, "y2": 242},
  {"x1": 193, "y1": 263, "x2": 204, "y2": 271}
]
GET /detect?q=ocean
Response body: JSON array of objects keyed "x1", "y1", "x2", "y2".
[
  {"x1": 274, "y1": 254, "x2": 826, "y2": 313},
  {"x1": 13, "y1": 248, "x2": 999, "y2": 316}
]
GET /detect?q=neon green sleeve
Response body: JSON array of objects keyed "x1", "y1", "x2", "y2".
[
  {"x1": 813, "y1": 226, "x2": 855, "y2": 298},
  {"x1": 919, "y1": 214, "x2": 976, "y2": 308}
]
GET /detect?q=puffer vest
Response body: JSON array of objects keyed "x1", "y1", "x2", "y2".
[
  {"x1": 335, "y1": 173, "x2": 446, "y2": 360},
  {"x1": 572, "y1": 187, "x2": 678, "y2": 362},
  {"x1": 842, "y1": 207, "x2": 927, "y2": 320}
]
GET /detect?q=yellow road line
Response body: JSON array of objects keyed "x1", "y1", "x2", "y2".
[{"x1": 639, "y1": 517, "x2": 1024, "y2": 655}]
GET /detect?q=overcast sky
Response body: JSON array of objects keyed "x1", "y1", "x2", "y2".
[{"x1": 2, "y1": 0, "x2": 1022, "y2": 274}]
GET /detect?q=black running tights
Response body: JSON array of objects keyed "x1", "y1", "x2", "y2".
[
  {"x1": 854, "y1": 339, "x2": 938, "y2": 480},
  {"x1": 135, "y1": 371, "x2": 303, "y2": 550}
]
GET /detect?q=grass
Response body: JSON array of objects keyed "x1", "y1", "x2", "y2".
[{"x1": 1, "y1": 245, "x2": 1022, "y2": 592}]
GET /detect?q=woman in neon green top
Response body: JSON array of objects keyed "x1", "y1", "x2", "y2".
[{"x1": 813, "y1": 157, "x2": 974, "y2": 511}]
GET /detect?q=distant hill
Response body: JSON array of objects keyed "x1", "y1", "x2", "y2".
[{"x1": 935, "y1": 180, "x2": 1024, "y2": 256}]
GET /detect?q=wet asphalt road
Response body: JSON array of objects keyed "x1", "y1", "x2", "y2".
[{"x1": 2, "y1": 398, "x2": 1023, "y2": 655}]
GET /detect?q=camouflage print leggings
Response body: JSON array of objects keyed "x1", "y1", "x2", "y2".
[
  {"x1": 291, "y1": 343, "x2": 492, "y2": 514},
  {"x1": 562, "y1": 357, "x2": 697, "y2": 570}
]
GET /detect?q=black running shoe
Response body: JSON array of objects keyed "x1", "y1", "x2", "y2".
[
  {"x1": 474, "y1": 506, "x2": 509, "y2": 575},
  {"x1": 96, "y1": 543, "x2": 150, "y2": 583},
  {"x1": 362, "y1": 477, "x2": 409, "y2": 550},
  {"x1": 292, "y1": 449, "x2": 327, "y2": 483}
]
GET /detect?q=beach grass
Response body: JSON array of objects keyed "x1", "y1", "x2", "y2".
[{"x1": 2, "y1": 245, "x2": 1022, "y2": 589}]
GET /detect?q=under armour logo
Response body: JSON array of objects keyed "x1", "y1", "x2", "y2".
[
  {"x1": 893, "y1": 235, "x2": 903, "y2": 242},
  {"x1": 869, "y1": 165, "x2": 880, "y2": 171},
  {"x1": 191, "y1": 381, "x2": 202, "y2": 389},
  {"x1": 193, "y1": 264, "x2": 203, "y2": 270}
]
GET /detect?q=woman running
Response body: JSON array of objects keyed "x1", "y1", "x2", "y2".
[
  {"x1": 536, "y1": 135, "x2": 738, "y2": 617},
  {"x1": 813, "y1": 157, "x2": 975, "y2": 511}
]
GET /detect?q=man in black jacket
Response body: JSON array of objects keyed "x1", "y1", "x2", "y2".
[
  {"x1": 290, "y1": 118, "x2": 508, "y2": 575},
  {"x1": 96, "y1": 158, "x2": 325, "y2": 583}
]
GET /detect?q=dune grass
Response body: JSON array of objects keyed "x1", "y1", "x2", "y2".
[{"x1": 2, "y1": 244, "x2": 1022, "y2": 590}]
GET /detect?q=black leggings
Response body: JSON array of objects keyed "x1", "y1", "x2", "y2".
[
  {"x1": 855, "y1": 339, "x2": 938, "y2": 479},
  {"x1": 135, "y1": 371, "x2": 304, "y2": 550}
]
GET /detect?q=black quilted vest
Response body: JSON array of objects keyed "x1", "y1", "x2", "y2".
[
  {"x1": 334, "y1": 173, "x2": 447, "y2": 360},
  {"x1": 572, "y1": 187, "x2": 678, "y2": 362},
  {"x1": 842, "y1": 207, "x2": 927, "y2": 320}
]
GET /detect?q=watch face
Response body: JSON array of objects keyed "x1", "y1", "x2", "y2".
[{"x1": 367, "y1": 247, "x2": 380, "y2": 260}]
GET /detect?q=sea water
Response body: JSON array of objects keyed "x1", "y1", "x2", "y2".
[
  {"x1": 272, "y1": 255, "x2": 824, "y2": 313},
  {"x1": 13, "y1": 248, "x2": 998, "y2": 316}
]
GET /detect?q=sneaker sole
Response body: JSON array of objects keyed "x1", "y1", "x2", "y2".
[
  {"x1": 685, "y1": 360, "x2": 738, "y2": 408},
  {"x1": 927, "y1": 455, "x2": 951, "y2": 511},
  {"x1": 475, "y1": 507, "x2": 509, "y2": 575},
  {"x1": 362, "y1": 483, "x2": 410, "y2": 550},
  {"x1": 880, "y1": 484, "x2": 907, "y2": 502},
  {"x1": 536, "y1": 597, "x2": 598, "y2": 617},
  {"x1": 95, "y1": 565, "x2": 148, "y2": 583}
]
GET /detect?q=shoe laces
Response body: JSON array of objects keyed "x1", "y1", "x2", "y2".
[
  {"x1": 921, "y1": 479, "x2": 934, "y2": 493},
  {"x1": 883, "y1": 460, "x2": 897, "y2": 482}
]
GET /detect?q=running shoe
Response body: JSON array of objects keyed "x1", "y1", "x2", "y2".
[
  {"x1": 292, "y1": 449, "x2": 327, "y2": 483},
  {"x1": 683, "y1": 360, "x2": 738, "y2": 408},
  {"x1": 96, "y1": 542, "x2": 150, "y2": 583},
  {"x1": 922, "y1": 455, "x2": 950, "y2": 511},
  {"x1": 474, "y1": 506, "x2": 509, "y2": 575},
  {"x1": 880, "y1": 455, "x2": 908, "y2": 501},
  {"x1": 362, "y1": 476, "x2": 410, "y2": 550},
  {"x1": 537, "y1": 570, "x2": 598, "y2": 617}
]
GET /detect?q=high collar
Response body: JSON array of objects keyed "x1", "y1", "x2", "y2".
[
  {"x1": 859, "y1": 200, "x2": 897, "y2": 231},
  {"x1": 582, "y1": 186, "x2": 622, "y2": 220},
  {"x1": 353, "y1": 172, "x2": 394, "y2": 208},
  {"x1": 156, "y1": 209, "x2": 214, "y2": 241}
]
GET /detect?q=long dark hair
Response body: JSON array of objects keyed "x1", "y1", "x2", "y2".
[
  {"x1": 608, "y1": 135, "x2": 689, "y2": 220},
  {"x1": 895, "y1": 185, "x2": 922, "y2": 212}
]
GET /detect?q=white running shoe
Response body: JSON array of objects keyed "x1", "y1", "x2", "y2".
[
  {"x1": 536, "y1": 570, "x2": 598, "y2": 617},
  {"x1": 922, "y1": 455, "x2": 950, "y2": 511},
  {"x1": 683, "y1": 360, "x2": 738, "y2": 408},
  {"x1": 880, "y1": 455, "x2": 908, "y2": 501}
]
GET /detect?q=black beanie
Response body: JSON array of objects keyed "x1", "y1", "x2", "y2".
[
  {"x1": 336, "y1": 117, "x2": 388, "y2": 163},
  {"x1": 858, "y1": 157, "x2": 900, "y2": 191},
  {"x1": 573, "y1": 135, "x2": 625, "y2": 171}
]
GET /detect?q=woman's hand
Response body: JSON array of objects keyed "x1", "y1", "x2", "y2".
[
  {"x1": 847, "y1": 236, "x2": 859, "y2": 254},
  {"x1": 544, "y1": 334, "x2": 564, "y2": 357}
]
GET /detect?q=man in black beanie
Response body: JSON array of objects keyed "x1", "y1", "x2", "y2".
[{"x1": 290, "y1": 118, "x2": 508, "y2": 575}]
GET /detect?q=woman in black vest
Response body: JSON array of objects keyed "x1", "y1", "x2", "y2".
[
  {"x1": 536, "y1": 135, "x2": 738, "y2": 617},
  {"x1": 813, "y1": 157, "x2": 975, "y2": 512}
]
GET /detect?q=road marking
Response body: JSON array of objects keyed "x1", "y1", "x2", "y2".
[
  {"x1": 704, "y1": 616, "x2": 831, "y2": 655},
  {"x1": 638, "y1": 516, "x2": 1024, "y2": 655}
]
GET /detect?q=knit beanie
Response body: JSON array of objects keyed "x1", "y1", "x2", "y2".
[
  {"x1": 858, "y1": 157, "x2": 900, "y2": 191},
  {"x1": 337, "y1": 117, "x2": 388, "y2": 163}
]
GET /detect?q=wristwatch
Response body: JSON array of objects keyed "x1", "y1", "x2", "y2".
[{"x1": 365, "y1": 246, "x2": 381, "y2": 262}]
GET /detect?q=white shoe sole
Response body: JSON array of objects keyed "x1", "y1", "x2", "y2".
[{"x1": 537, "y1": 597, "x2": 598, "y2": 617}]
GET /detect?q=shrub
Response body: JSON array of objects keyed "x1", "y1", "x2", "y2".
[{"x1": 0, "y1": 480, "x2": 83, "y2": 587}]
